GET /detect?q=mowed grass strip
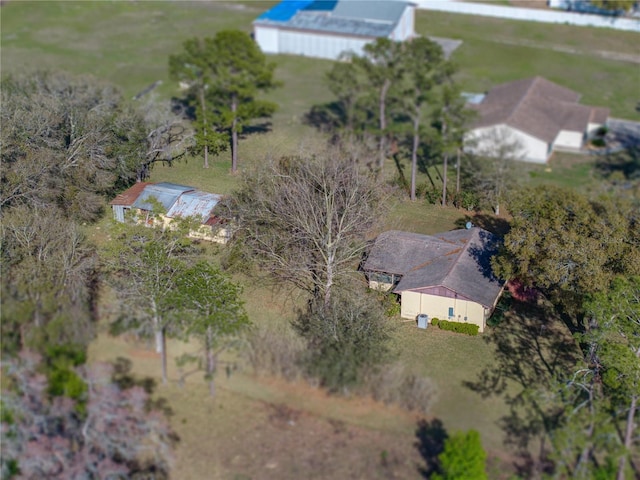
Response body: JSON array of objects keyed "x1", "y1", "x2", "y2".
[{"x1": 416, "y1": 10, "x2": 640, "y2": 120}]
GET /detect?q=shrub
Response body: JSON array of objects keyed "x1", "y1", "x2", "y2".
[
  {"x1": 370, "y1": 290, "x2": 401, "y2": 318},
  {"x1": 591, "y1": 137, "x2": 606, "y2": 148},
  {"x1": 294, "y1": 294, "x2": 394, "y2": 391},
  {"x1": 423, "y1": 187, "x2": 441, "y2": 205},
  {"x1": 431, "y1": 318, "x2": 439, "y2": 326},
  {"x1": 453, "y1": 191, "x2": 479, "y2": 211},
  {"x1": 246, "y1": 321, "x2": 306, "y2": 381},
  {"x1": 437, "y1": 320, "x2": 479, "y2": 336},
  {"x1": 362, "y1": 362, "x2": 438, "y2": 415}
]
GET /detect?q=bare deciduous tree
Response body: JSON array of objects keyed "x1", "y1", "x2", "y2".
[
  {"x1": 1, "y1": 352, "x2": 175, "y2": 479},
  {"x1": 227, "y1": 150, "x2": 387, "y2": 306}
]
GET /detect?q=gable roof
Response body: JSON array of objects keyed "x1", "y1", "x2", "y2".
[
  {"x1": 132, "y1": 183, "x2": 194, "y2": 212},
  {"x1": 470, "y1": 76, "x2": 609, "y2": 143},
  {"x1": 254, "y1": 0, "x2": 411, "y2": 38},
  {"x1": 109, "y1": 182, "x2": 150, "y2": 207},
  {"x1": 165, "y1": 190, "x2": 222, "y2": 222},
  {"x1": 364, "y1": 228, "x2": 504, "y2": 308}
]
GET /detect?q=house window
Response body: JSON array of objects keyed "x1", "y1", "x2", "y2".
[{"x1": 448, "y1": 307, "x2": 454, "y2": 319}]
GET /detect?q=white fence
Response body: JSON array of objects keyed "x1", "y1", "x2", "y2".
[{"x1": 415, "y1": 1, "x2": 640, "y2": 32}]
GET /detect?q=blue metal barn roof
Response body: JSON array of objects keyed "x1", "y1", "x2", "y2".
[
  {"x1": 255, "y1": 0, "x2": 408, "y2": 38},
  {"x1": 258, "y1": 0, "x2": 316, "y2": 21}
]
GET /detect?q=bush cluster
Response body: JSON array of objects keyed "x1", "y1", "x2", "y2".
[
  {"x1": 246, "y1": 321, "x2": 306, "y2": 381},
  {"x1": 416, "y1": 184, "x2": 479, "y2": 211},
  {"x1": 433, "y1": 318, "x2": 479, "y2": 336},
  {"x1": 361, "y1": 362, "x2": 438, "y2": 415}
]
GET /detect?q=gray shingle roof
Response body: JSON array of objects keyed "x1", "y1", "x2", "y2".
[
  {"x1": 470, "y1": 76, "x2": 609, "y2": 143},
  {"x1": 364, "y1": 228, "x2": 504, "y2": 308}
]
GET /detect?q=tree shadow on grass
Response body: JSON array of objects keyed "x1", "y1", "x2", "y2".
[
  {"x1": 112, "y1": 356, "x2": 175, "y2": 419},
  {"x1": 414, "y1": 418, "x2": 448, "y2": 478},
  {"x1": 463, "y1": 299, "x2": 579, "y2": 477},
  {"x1": 454, "y1": 213, "x2": 510, "y2": 236}
]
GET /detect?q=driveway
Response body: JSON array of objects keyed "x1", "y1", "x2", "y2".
[{"x1": 607, "y1": 118, "x2": 640, "y2": 149}]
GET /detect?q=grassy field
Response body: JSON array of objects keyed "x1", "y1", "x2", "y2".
[
  {"x1": 3, "y1": 2, "x2": 627, "y2": 477},
  {"x1": 416, "y1": 10, "x2": 640, "y2": 120}
]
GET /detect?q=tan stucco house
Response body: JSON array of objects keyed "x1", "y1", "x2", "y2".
[
  {"x1": 464, "y1": 76, "x2": 609, "y2": 163},
  {"x1": 109, "y1": 182, "x2": 232, "y2": 244},
  {"x1": 363, "y1": 228, "x2": 505, "y2": 333}
]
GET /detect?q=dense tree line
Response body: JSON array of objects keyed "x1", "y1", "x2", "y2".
[
  {"x1": 486, "y1": 185, "x2": 640, "y2": 479},
  {"x1": 310, "y1": 37, "x2": 468, "y2": 202},
  {"x1": 0, "y1": 70, "x2": 248, "y2": 478}
]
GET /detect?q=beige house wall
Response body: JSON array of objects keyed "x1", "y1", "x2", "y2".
[
  {"x1": 400, "y1": 290, "x2": 488, "y2": 332},
  {"x1": 188, "y1": 225, "x2": 232, "y2": 244},
  {"x1": 368, "y1": 280, "x2": 394, "y2": 292},
  {"x1": 133, "y1": 209, "x2": 230, "y2": 244}
]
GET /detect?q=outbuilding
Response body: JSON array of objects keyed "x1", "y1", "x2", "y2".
[
  {"x1": 109, "y1": 182, "x2": 232, "y2": 244},
  {"x1": 253, "y1": 0, "x2": 416, "y2": 60}
]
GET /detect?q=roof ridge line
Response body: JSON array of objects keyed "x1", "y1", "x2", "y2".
[
  {"x1": 505, "y1": 76, "x2": 538, "y2": 125},
  {"x1": 441, "y1": 230, "x2": 475, "y2": 283}
]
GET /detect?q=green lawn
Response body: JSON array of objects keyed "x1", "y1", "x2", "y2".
[
  {"x1": 417, "y1": 11, "x2": 640, "y2": 120},
  {"x1": 4, "y1": 2, "x2": 628, "y2": 477}
]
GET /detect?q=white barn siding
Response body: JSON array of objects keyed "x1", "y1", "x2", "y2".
[
  {"x1": 466, "y1": 125, "x2": 550, "y2": 164},
  {"x1": 277, "y1": 29, "x2": 370, "y2": 59},
  {"x1": 254, "y1": 25, "x2": 279, "y2": 53},
  {"x1": 391, "y1": 5, "x2": 415, "y2": 41},
  {"x1": 554, "y1": 130, "x2": 584, "y2": 151}
]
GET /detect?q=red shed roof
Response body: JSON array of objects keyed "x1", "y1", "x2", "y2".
[{"x1": 109, "y1": 182, "x2": 152, "y2": 207}]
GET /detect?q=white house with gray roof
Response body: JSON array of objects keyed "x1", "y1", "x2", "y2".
[
  {"x1": 253, "y1": 0, "x2": 416, "y2": 60},
  {"x1": 363, "y1": 228, "x2": 505, "y2": 332},
  {"x1": 464, "y1": 76, "x2": 609, "y2": 163}
]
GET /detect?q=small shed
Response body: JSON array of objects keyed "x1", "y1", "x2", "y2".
[
  {"x1": 110, "y1": 183, "x2": 232, "y2": 244},
  {"x1": 109, "y1": 182, "x2": 151, "y2": 223}
]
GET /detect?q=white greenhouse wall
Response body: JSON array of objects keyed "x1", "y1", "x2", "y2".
[
  {"x1": 254, "y1": 25, "x2": 279, "y2": 53},
  {"x1": 554, "y1": 130, "x2": 584, "y2": 150},
  {"x1": 465, "y1": 125, "x2": 550, "y2": 164}
]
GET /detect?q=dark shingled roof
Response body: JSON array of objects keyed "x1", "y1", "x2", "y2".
[
  {"x1": 364, "y1": 228, "x2": 504, "y2": 308},
  {"x1": 470, "y1": 76, "x2": 609, "y2": 143}
]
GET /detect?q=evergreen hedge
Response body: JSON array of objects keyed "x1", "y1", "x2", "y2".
[{"x1": 436, "y1": 319, "x2": 479, "y2": 336}]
